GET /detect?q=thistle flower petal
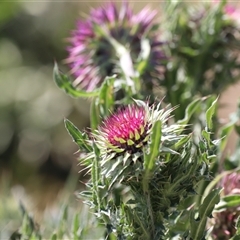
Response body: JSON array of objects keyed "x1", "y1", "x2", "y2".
[{"x1": 100, "y1": 105, "x2": 148, "y2": 153}]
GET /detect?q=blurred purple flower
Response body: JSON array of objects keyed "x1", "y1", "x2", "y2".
[
  {"x1": 222, "y1": 172, "x2": 240, "y2": 195},
  {"x1": 211, "y1": 172, "x2": 240, "y2": 239},
  {"x1": 213, "y1": 0, "x2": 240, "y2": 25},
  {"x1": 66, "y1": 2, "x2": 165, "y2": 91},
  {"x1": 224, "y1": 5, "x2": 240, "y2": 24}
]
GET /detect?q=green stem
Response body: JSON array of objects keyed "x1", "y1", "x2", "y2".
[
  {"x1": 107, "y1": 36, "x2": 137, "y2": 95},
  {"x1": 146, "y1": 190, "x2": 155, "y2": 238}
]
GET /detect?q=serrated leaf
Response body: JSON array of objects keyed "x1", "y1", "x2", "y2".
[
  {"x1": 177, "y1": 98, "x2": 201, "y2": 132},
  {"x1": 161, "y1": 146, "x2": 179, "y2": 155},
  {"x1": 190, "y1": 189, "x2": 221, "y2": 240},
  {"x1": 199, "y1": 188, "x2": 221, "y2": 218},
  {"x1": 189, "y1": 210, "x2": 205, "y2": 240},
  {"x1": 215, "y1": 195, "x2": 240, "y2": 211},
  {"x1": 205, "y1": 97, "x2": 218, "y2": 131},
  {"x1": 174, "y1": 134, "x2": 191, "y2": 149},
  {"x1": 108, "y1": 165, "x2": 128, "y2": 190},
  {"x1": 64, "y1": 119, "x2": 91, "y2": 152},
  {"x1": 53, "y1": 62, "x2": 99, "y2": 98}
]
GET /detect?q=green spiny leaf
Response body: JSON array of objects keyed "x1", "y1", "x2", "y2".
[
  {"x1": 64, "y1": 119, "x2": 91, "y2": 152},
  {"x1": 53, "y1": 62, "x2": 99, "y2": 98},
  {"x1": 189, "y1": 213, "x2": 205, "y2": 240},
  {"x1": 177, "y1": 98, "x2": 201, "y2": 132},
  {"x1": 199, "y1": 188, "x2": 221, "y2": 218},
  {"x1": 205, "y1": 97, "x2": 218, "y2": 131},
  {"x1": 190, "y1": 188, "x2": 221, "y2": 240},
  {"x1": 219, "y1": 122, "x2": 235, "y2": 152},
  {"x1": 174, "y1": 134, "x2": 192, "y2": 149}
]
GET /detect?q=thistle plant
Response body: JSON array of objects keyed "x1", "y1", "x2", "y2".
[{"x1": 63, "y1": 94, "x2": 221, "y2": 239}]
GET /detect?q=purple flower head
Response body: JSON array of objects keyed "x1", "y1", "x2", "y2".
[
  {"x1": 94, "y1": 100, "x2": 180, "y2": 156},
  {"x1": 224, "y1": 5, "x2": 240, "y2": 25},
  {"x1": 99, "y1": 105, "x2": 149, "y2": 153},
  {"x1": 213, "y1": 1, "x2": 240, "y2": 25},
  {"x1": 222, "y1": 172, "x2": 240, "y2": 195},
  {"x1": 66, "y1": 3, "x2": 165, "y2": 92},
  {"x1": 211, "y1": 172, "x2": 240, "y2": 239}
]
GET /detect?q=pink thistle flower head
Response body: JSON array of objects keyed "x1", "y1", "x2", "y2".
[
  {"x1": 222, "y1": 172, "x2": 240, "y2": 195},
  {"x1": 211, "y1": 172, "x2": 240, "y2": 239},
  {"x1": 100, "y1": 105, "x2": 149, "y2": 153},
  {"x1": 89, "y1": 100, "x2": 183, "y2": 189},
  {"x1": 66, "y1": 3, "x2": 165, "y2": 92},
  {"x1": 224, "y1": 5, "x2": 240, "y2": 25},
  {"x1": 94, "y1": 100, "x2": 180, "y2": 156},
  {"x1": 213, "y1": 1, "x2": 240, "y2": 25}
]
